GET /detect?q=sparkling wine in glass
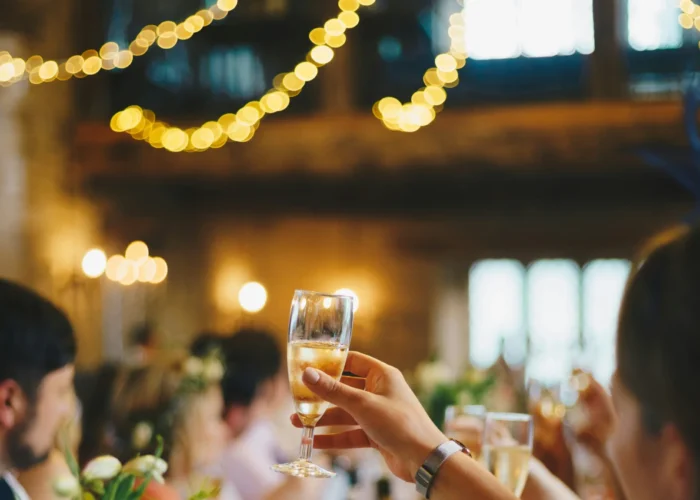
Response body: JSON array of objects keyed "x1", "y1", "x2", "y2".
[
  {"x1": 272, "y1": 290, "x2": 354, "y2": 478},
  {"x1": 444, "y1": 405, "x2": 487, "y2": 460},
  {"x1": 482, "y1": 413, "x2": 533, "y2": 497}
]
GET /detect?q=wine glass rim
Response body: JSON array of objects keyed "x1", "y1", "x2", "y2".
[
  {"x1": 485, "y1": 412, "x2": 533, "y2": 423},
  {"x1": 294, "y1": 289, "x2": 355, "y2": 300}
]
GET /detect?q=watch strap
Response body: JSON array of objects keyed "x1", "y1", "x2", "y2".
[{"x1": 415, "y1": 439, "x2": 471, "y2": 498}]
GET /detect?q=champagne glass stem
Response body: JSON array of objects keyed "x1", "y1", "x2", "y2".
[{"x1": 299, "y1": 426, "x2": 315, "y2": 461}]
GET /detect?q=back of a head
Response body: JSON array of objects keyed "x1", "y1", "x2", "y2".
[
  {"x1": 221, "y1": 328, "x2": 282, "y2": 408},
  {"x1": 0, "y1": 279, "x2": 76, "y2": 397},
  {"x1": 617, "y1": 224, "x2": 700, "y2": 449},
  {"x1": 110, "y1": 363, "x2": 181, "y2": 462},
  {"x1": 189, "y1": 331, "x2": 225, "y2": 358}
]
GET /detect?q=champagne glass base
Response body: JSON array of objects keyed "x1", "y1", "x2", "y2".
[{"x1": 271, "y1": 460, "x2": 336, "y2": 478}]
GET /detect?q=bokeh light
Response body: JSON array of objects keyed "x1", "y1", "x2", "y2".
[
  {"x1": 81, "y1": 249, "x2": 107, "y2": 278},
  {"x1": 335, "y1": 288, "x2": 360, "y2": 313},
  {"x1": 238, "y1": 282, "x2": 268, "y2": 313}
]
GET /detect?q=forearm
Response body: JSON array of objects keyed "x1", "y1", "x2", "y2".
[
  {"x1": 521, "y1": 459, "x2": 580, "y2": 500},
  {"x1": 427, "y1": 453, "x2": 518, "y2": 500}
]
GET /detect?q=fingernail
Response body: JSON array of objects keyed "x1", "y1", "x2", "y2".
[{"x1": 303, "y1": 367, "x2": 321, "y2": 384}]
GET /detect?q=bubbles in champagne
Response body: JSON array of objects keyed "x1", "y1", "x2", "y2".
[{"x1": 288, "y1": 340, "x2": 349, "y2": 427}]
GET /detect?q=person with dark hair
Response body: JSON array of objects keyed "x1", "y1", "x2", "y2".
[
  {"x1": 286, "y1": 225, "x2": 700, "y2": 500},
  {"x1": 189, "y1": 331, "x2": 226, "y2": 359},
  {"x1": 219, "y1": 329, "x2": 323, "y2": 500},
  {"x1": 125, "y1": 322, "x2": 162, "y2": 367},
  {"x1": 0, "y1": 279, "x2": 77, "y2": 499}
]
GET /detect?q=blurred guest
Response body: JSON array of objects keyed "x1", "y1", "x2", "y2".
[
  {"x1": 219, "y1": 329, "x2": 324, "y2": 500},
  {"x1": 0, "y1": 279, "x2": 76, "y2": 500},
  {"x1": 16, "y1": 390, "x2": 81, "y2": 499},
  {"x1": 74, "y1": 363, "x2": 120, "y2": 466},
  {"x1": 125, "y1": 322, "x2": 158, "y2": 367},
  {"x1": 111, "y1": 353, "x2": 237, "y2": 499}
]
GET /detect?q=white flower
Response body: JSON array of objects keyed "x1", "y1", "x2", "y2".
[
  {"x1": 53, "y1": 474, "x2": 80, "y2": 498},
  {"x1": 184, "y1": 357, "x2": 204, "y2": 377},
  {"x1": 203, "y1": 358, "x2": 224, "y2": 382},
  {"x1": 82, "y1": 455, "x2": 122, "y2": 481},
  {"x1": 131, "y1": 421, "x2": 153, "y2": 450},
  {"x1": 123, "y1": 455, "x2": 168, "y2": 484}
]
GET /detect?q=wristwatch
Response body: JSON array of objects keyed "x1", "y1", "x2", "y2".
[{"x1": 415, "y1": 439, "x2": 472, "y2": 499}]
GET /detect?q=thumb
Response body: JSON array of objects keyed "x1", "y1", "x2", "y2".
[{"x1": 302, "y1": 367, "x2": 366, "y2": 408}]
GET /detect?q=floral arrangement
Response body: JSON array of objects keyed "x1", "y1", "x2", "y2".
[
  {"x1": 410, "y1": 358, "x2": 497, "y2": 430},
  {"x1": 53, "y1": 352, "x2": 226, "y2": 500},
  {"x1": 53, "y1": 437, "x2": 168, "y2": 499}
]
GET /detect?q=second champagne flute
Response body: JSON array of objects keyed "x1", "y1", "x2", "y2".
[
  {"x1": 482, "y1": 412, "x2": 534, "y2": 497},
  {"x1": 272, "y1": 290, "x2": 355, "y2": 478}
]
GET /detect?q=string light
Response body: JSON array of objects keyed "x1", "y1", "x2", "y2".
[
  {"x1": 111, "y1": 0, "x2": 374, "y2": 152},
  {"x1": 374, "y1": 8, "x2": 467, "y2": 132},
  {"x1": 105, "y1": 241, "x2": 168, "y2": 286},
  {"x1": 678, "y1": 0, "x2": 700, "y2": 30},
  {"x1": 0, "y1": 2, "x2": 238, "y2": 87}
]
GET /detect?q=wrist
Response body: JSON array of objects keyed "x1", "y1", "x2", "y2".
[{"x1": 408, "y1": 430, "x2": 449, "y2": 478}]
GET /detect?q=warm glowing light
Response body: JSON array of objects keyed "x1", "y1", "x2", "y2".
[
  {"x1": 119, "y1": 261, "x2": 138, "y2": 286},
  {"x1": 324, "y1": 33, "x2": 347, "y2": 48},
  {"x1": 310, "y1": 45, "x2": 335, "y2": 65},
  {"x1": 38, "y1": 61, "x2": 59, "y2": 81},
  {"x1": 309, "y1": 28, "x2": 327, "y2": 45},
  {"x1": 338, "y1": 11, "x2": 360, "y2": 29},
  {"x1": 105, "y1": 255, "x2": 125, "y2": 281},
  {"x1": 324, "y1": 18, "x2": 346, "y2": 36},
  {"x1": 435, "y1": 54, "x2": 457, "y2": 73},
  {"x1": 238, "y1": 282, "x2": 268, "y2": 313},
  {"x1": 335, "y1": 288, "x2": 359, "y2": 313},
  {"x1": 339, "y1": 0, "x2": 360, "y2": 11},
  {"x1": 82, "y1": 249, "x2": 107, "y2": 278},
  {"x1": 680, "y1": 12, "x2": 694, "y2": 29},
  {"x1": 294, "y1": 61, "x2": 319, "y2": 82},
  {"x1": 191, "y1": 127, "x2": 215, "y2": 149},
  {"x1": 125, "y1": 241, "x2": 149, "y2": 263},
  {"x1": 137, "y1": 257, "x2": 157, "y2": 283},
  {"x1": 151, "y1": 257, "x2": 168, "y2": 284},
  {"x1": 65, "y1": 55, "x2": 84, "y2": 74},
  {"x1": 217, "y1": 0, "x2": 238, "y2": 11},
  {"x1": 282, "y1": 73, "x2": 305, "y2": 91}
]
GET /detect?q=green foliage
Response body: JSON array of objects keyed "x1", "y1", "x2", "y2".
[{"x1": 424, "y1": 373, "x2": 497, "y2": 430}]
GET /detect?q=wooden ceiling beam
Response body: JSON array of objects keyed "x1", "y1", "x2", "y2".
[{"x1": 75, "y1": 100, "x2": 689, "y2": 180}]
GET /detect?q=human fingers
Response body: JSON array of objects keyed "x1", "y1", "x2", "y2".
[
  {"x1": 343, "y1": 351, "x2": 387, "y2": 378},
  {"x1": 313, "y1": 428, "x2": 373, "y2": 450},
  {"x1": 302, "y1": 367, "x2": 368, "y2": 409},
  {"x1": 341, "y1": 376, "x2": 366, "y2": 390},
  {"x1": 290, "y1": 407, "x2": 358, "y2": 428}
]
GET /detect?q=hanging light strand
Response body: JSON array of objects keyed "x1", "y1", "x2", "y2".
[
  {"x1": 679, "y1": 0, "x2": 700, "y2": 31},
  {"x1": 373, "y1": 8, "x2": 467, "y2": 132},
  {"x1": 0, "y1": 0, "x2": 240, "y2": 87},
  {"x1": 110, "y1": 0, "x2": 374, "y2": 152}
]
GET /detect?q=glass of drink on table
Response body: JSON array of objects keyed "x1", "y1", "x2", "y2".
[
  {"x1": 482, "y1": 412, "x2": 534, "y2": 497},
  {"x1": 444, "y1": 404, "x2": 487, "y2": 460},
  {"x1": 272, "y1": 290, "x2": 355, "y2": 478}
]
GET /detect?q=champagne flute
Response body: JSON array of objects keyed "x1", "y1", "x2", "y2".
[
  {"x1": 482, "y1": 413, "x2": 534, "y2": 497},
  {"x1": 444, "y1": 405, "x2": 487, "y2": 459},
  {"x1": 272, "y1": 290, "x2": 355, "y2": 478}
]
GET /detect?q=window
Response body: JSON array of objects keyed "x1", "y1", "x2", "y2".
[
  {"x1": 627, "y1": 0, "x2": 683, "y2": 51},
  {"x1": 469, "y1": 258, "x2": 630, "y2": 386},
  {"x1": 449, "y1": 0, "x2": 595, "y2": 60},
  {"x1": 199, "y1": 47, "x2": 266, "y2": 99}
]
